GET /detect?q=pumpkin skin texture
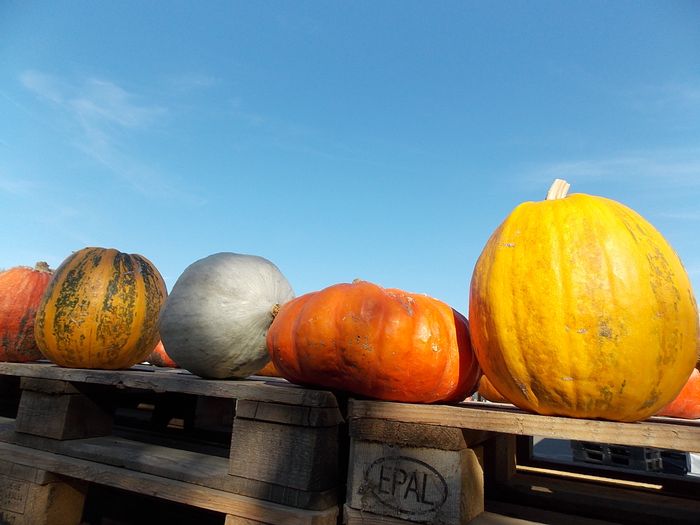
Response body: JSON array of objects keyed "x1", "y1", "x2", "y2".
[
  {"x1": 146, "y1": 340, "x2": 178, "y2": 368},
  {"x1": 477, "y1": 375, "x2": 511, "y2": 404},
  {"x1": 469, "y1": 180, "x2": 698, "y2": 422},
  {"x1": 0, "y1": 262, "x2": 53, "y2": 362},
  {"x1": 159, "y1": 253, "x2": 294, "y2": 379},
  {"x1": 35, "y1": 247, "x2": 167, "y2": 369},
  {"x1": 256, "y1": 359, "x2": 282, "y2": 377},
  {"x1": 656, "y1": 368, "x2": 700, "y2": 419},
  {"x1": 268, "y1": 280, "x2": 481, "y2": 403}
]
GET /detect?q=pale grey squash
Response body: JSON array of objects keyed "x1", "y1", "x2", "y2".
[{"x1": 159, "y1": 252, "x2": 294, "y2": 379}]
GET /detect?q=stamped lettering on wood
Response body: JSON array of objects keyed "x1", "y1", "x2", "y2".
[
  {"x1": 348, "y1": 441, "x2": 484, "y2": 524},
  {"x1": 0, "y1": 474, "x2": 28, "y2": 514},
  {"x1": 360, "y1": 456, "x2": 448, "y2": 516}
]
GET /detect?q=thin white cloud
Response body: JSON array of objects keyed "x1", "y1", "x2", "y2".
[
  {"x1": 0, "y1": 171, "x2": 39, "y2": 195},
  {"x1": 168, "y1": 73, "x2": 219, "y2": 92},
  {"x1": 70, "y1": 79, "x2": 166, "y2": 128},
  {"x1": 19, "y1": 70, "x2": 67, "y2": 104},
  {"x1": 623, "y1": 80, "x2": 700, "y2": 134},
  {"x1": 636, "y1": 81, "x2": 700, "y2": 113},
  {"x1": 658, "y1": 210, "x2": 700, "y2": 221},
  {"x1": 532, "y1": 149, "x2": 700, "y2": 189},
  {"x1": 19, "y1": 70, "x2": 204, "y2": 205}
]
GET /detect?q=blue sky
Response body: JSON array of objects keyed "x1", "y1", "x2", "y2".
[{"x1": 1, "y1": 1, "x2": 699, "y2": 314}]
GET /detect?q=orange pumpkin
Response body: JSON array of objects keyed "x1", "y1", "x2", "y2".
[
  {"x1": 255, "y1": 359, "x2": 282, "y2": 377},
  {"x1": 477, "y1": 375, "x2": 511, "y2": 404},
  {"x1": 469, "y1": 179, "x2": 698, "y2": 422},
  {"x1": 146, "y1": 340, "x2": 178, "y2": 368},
  {"x1": 656, "y1": 368, "x2": 700, "y2": 419},
  {"x1": 35, "y1": 247, "x2": 167, "y2": 369},
  {"x1": 268, "y1": 280, "x2": 480, "y2": 403},
  {"x1": 0, "y1": 262, "x2": 53, "y2": 362}
]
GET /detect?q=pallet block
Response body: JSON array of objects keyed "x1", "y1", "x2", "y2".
[
  {"x1": 346, "y1": 417, "x2": 485, "y2": 524},
  {"x1": 228, "y1": 399, "x2": 343, "y2": 510},
  {"x1": 15, "y1": 378, "x2": 112, "y2": 440},
  {"x1": 0, "y1": 459, "x2": 86, "y2": 525}
]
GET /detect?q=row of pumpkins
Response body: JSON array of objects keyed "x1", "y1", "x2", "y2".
[{"x1": 1, "y1": 180, "x2": 698, "y2": 423}]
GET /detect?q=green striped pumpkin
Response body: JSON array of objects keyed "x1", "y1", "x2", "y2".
[{"x1": 35, "y1": 247, "x2": 167, "y2": 369}]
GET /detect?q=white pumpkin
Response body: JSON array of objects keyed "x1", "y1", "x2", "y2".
[{"x1": 159, "y1": 252, "x2": 294, "y2": 379}]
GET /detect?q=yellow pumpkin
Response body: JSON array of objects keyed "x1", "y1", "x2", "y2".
[
  {"x1": 35, "y1": 247, "x2": 167, "y2": 369},
  {"x1": 469, "y1": 179, "x2": 698, "y2": 422}
]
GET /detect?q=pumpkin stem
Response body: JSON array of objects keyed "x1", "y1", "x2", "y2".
[
  {"x1": 545, "y1": 179, "x2": 571, "y2": 200},
  {"x1": 271, "y1": 303, "x2": 281, "y2": 319},
  {"x1": 34, "y1": 261, "x2": 51, "y2": 273}
]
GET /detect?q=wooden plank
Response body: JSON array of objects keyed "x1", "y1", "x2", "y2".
[
  {"x1": 19, "y1": 378, "x2": 81, "y2": 395},
  {"x1": 343, "y1": 504, "x2": 606, "y2": 525},
  {"x1": 350, "y1": 418, "x2": 489, "y2": 451},
  {"x1": 225, "y1": 516, "x2": 270, "y2": 525},
  {"x1": 226, "y1": 475, "x2": 338, "y2": 511},
  {"x1": 0, "y1": 424, "x2": 336, "y2": 511},
  {"x1": 346, "y1": 439, "x2": 484, "y2": 524},
  {"x1": 236, "y1": 400, "x2": 344, "y2": 427},
  {"x1": 0, "y1": 362, "x2": 337, "y2": 408},
  {"x1": 0, "y1": 429, "x2": 230, "y2": 489},
  {"x1": 229, "y1": 418, "x2": 339, "y2": 492},
  {"x1": 0, "y1": 441, "x2": 338, "y2": 525},
  {"x1": 348, "y1": 400, "x2": 700, "y2": 452}
]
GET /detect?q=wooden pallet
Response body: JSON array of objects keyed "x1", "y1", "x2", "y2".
[
  {"x1": 0, "y1": 362, "x2": 344, "y2": 525},
  {"x1": 345, "y1": 399, "x2": 700, "y2": 525}
]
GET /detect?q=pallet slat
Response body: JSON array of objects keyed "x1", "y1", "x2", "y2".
[
  {"x1": 349, "y1": 400, "x2": 700, "y2": 452},
  {"x1": 0, "y1": 362, "x2": 337, "y2": 407},
  {"x1": 0, "y1": 441, "x2": 338, "y2": 525}
]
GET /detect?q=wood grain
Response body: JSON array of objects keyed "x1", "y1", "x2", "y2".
[
  {"x1": 0, "y1": 362, "x2": 338, "y2": 408},
  {"x1": 343, "y1": 504, "x2": 617, "y2": 525},
  {"x1": 346, "y1": 439, "x2": 484, "y2": 524},
  {"x1": 348, "y1": 400, "x2": 700, "y2": 452},
  {"x1": 0, "y1": 441, "x2": 338, "y2": 525},
  {"x1": 15, "y1": 390, "x2": 112, "y2": 440},
  {"x1": 229, "y1": 418, "x2": 339, "y2": 491}
]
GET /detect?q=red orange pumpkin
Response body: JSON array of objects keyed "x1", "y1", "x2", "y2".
[
  {"x1": 0, "y1": 262, "x2": 53, "y2": 362},
  {"x1": 255, "y1": 359, "x2": 282, "y2": 377},
  {"x1": 268, "y1": 280, "x2": 480, "y2": 403},
  {"x1": 656, "y1": 368, "x2": 700, "y2": 419},
  {"x1": 146, "y1": 340, "x2": 178, "y2": 368},
  {"x1": 477, "y1": 375, "x2": 511, "y2": 404}
]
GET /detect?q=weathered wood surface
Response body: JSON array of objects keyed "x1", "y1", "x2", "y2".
[
  {"x1": 15, "y1": 388, "x2": 112, "y2": 440},
  {"x1": 0, "y1": 362, "x2": 337, "y2": 407},
  {"x1": 349, "y1": 400, "x2": 700, "y2": 452},
  {"x1": 343, "y1": 504, "x2": 617, "y2": 524},
  {"x1": 0, "y1": 440, "x2": 338, "y2": 525},
  {"x1": 235, "y1": 400, "x2": 344, "y2": 427},
  {"x1": 0, "y1": 458, "x2": 86, "y2": 525},
  {"x1": 229, "y1": 418, "x2": 339, "y2": 491},
  {"x1": 346, "y1": 440, "x2": 484, "y2": 524},
  {"x1": 350, "y1": 418, "x2": 489, "y2": 450},
  {"x1": 0, "y1": 422, "x2": 232, "y2": 492},
  {"x1": 0, "y1": 416, "x2": 335, "y2": 508},
  {"x1": 227, "y1": 399, "x2": 343, "y2": 509}
]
